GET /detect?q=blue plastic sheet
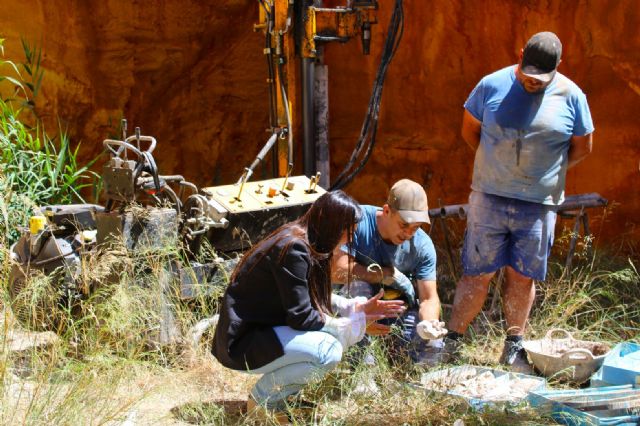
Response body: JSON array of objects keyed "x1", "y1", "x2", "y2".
[
  {"x1": 591, "y1": 342, "x2": 640, "y2": 387},
  {"x1": 529, "y1": 385, "x2": 640, "y2": 426}
]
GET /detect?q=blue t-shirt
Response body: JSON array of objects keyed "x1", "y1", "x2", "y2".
[
  {"x1": 343, "y1": 205, "x2": 437, "y2": 281},
  {"x1": 464, "y1": 65, "x2": 594, "y2": 205}
]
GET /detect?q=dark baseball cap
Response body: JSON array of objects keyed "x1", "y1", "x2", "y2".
[
  {"x1": 521, "y1": 31, "x2": 562, "y2": 82},
  {"x1": 386, "y1": 179, "x2": 430, "y2": 224}
]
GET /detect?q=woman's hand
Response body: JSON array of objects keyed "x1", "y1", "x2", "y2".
[
  {"x1": 365, "y1": 321, "x2": 391, "y2": 336},
  {"x1": 355, "y1": 290, "x2": 405, "y2": 336},
  {"x1": 355, "y1": 290, "x2": 406, "y2": 320}
]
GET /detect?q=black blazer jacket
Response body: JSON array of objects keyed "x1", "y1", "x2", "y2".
[{"x1": 211, "y1": 234, "x2": 326, "y2": 370}]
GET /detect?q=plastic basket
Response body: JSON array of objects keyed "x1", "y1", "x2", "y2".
[{"x1": 523, "y1": 328, "x2": 610, "y2": 383}]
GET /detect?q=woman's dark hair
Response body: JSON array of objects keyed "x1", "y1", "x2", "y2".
[{"x1": 230, "y1": 190, "x2": 361, "y2": 314}]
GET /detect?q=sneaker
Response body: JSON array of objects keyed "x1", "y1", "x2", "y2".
[{"x1": 499, "y1": 339, "x2": 533, "y2": 375}]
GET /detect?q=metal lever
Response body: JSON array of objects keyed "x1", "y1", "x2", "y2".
[
  {"x1": 235, "y1": 168, "x2": 250, "y2": 201},
  {"x1": 121, "y1": 119, "x2": 128, "y2": 161},
  {"x1": 306, "y1": 172, "x2": 321, "y2": 193},
  {"x1": 281, "y1": 163, "x2": 293, "y2": 192},
  {"x1": 135, "y1": 127, "x2": 141, "y2": 151}
]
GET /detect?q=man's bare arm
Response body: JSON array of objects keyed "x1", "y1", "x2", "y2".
[
  {"x1": 416, "y1": 279, "x2": 440, "y2": 321},
  {"x1": 332, "y1": 249, "x2": 393, "y2": 284},
  {"x1": 461, "y1": 109, "x2": 482, "y2": 151},
  {"x1": 568, "y1": 133, "x2": 593, "y2": 168}
]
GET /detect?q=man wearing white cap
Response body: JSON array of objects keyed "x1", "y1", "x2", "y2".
[
  {"x1": 333, "y1": 179, "x2": 443, "y2": 365},
  {"x1": 446, "y1": 31, "x2": 594, "y2": 372}
]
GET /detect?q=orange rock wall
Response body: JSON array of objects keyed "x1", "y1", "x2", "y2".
[{"x1": 1, "y1": 0, "x2": 639, "y2": 243}]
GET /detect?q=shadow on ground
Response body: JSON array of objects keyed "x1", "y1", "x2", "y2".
[{"x1": 171, "y1": 399, "x2": 246, "y2": 424}]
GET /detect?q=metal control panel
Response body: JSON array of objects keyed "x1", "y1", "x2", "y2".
[
  {"x1": 203, "y1": 175, "x2": 325, "y2": 213},
  {"x1": 202, "y1": 175, "x2": 326, "y2": 252}
]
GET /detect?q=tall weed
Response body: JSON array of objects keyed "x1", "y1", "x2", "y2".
[{"x1": 0, "y1": 39, "x2": 99, "y2": 245}]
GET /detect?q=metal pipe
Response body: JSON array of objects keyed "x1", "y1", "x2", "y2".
[
  {"x1": 314, "y1": 35, "x2": 350, "y2": 43},
  {"x1": 557, "y1": 193, "x2": 607, "y2": 212},
  {"x1": 428, "y1": 203, "x2": 468, "y2": 220},
  {"x1": 236, "y1": 132, "x2": 280, "y2": 185},
  {"x1": 125, "y1": 135, "x2": 157, "y2": 153},
  {"x1": 302, "y1": 57, "x2": 316, "y2": 176},
  {"x1": 314, "y1": 63, "x2": 330, "y2": 188}
]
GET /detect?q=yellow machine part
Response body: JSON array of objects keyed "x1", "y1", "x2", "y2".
[
  {"x1": 29, "y1": 215, "x2": 47, "y2": 234},
  {"x1": 382, "y1": 287, "x2": 402, "y2": 300}
]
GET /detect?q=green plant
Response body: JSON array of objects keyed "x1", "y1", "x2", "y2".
[
  {"x1": 0, "y1": 39, "x2": 100, "y2": 245},
  {"x1": 0, "y1": 38, "x2": 29, "y2": 104}
]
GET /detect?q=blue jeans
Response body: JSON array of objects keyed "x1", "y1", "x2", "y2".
[
  {"x1": 247, "y1": 326, "x2": 343, "y2": 409},
  {"x1": 462, "y1": 191, "x2": 556, "y2": 281}
]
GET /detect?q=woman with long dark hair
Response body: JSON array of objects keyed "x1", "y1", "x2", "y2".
[{"x1": 212, "y1": 190, "x2": 404, "y2": 419}]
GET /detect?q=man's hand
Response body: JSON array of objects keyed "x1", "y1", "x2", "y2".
[
  {"x1": 416, "y1": 319, "x2": 448, "y2": 340},
  {"x1": 381, "y1": 268, "x2": 417, "y2": 307}
]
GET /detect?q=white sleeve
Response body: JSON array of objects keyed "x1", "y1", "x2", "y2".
[
  {"x1": 330, "y1": 294, "x2": 367, "y2": 317},
  {"x1": 321, "y1": 311, "x2": 366, "y2": 348}
]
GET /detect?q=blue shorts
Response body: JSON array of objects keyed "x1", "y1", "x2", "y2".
[{"x1": 462, "y1": 191, "x2": 557, "y2": 281}]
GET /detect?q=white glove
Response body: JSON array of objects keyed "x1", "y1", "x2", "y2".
[
  {"x1": 321, "y1": 312, "x2": 366, "y2": 348},
  {"x1": 416, "y1": 319, "x2": 448, "y2": 340},
  {"x1": 331, "y1": 294, "x2": 367, "y2": 317}
]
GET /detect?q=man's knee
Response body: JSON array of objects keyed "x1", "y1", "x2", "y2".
[{"x1": 458, "y1": 273, "x2": 494, "y2": 290}]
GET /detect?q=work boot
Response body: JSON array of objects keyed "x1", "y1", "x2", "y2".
[
  {"x1": 441, "y1": 336, "x2": 463, "y2": 364},
  {"x1": 411, "y1": 339, "x2": 449, "y2": 368},
  {"x1": 499, "y1": 338, "x2": 533, "y2": 375}
]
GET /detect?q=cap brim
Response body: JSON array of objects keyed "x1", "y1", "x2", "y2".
[
  {"x1": 521, "y1": 66, "x2": 556, "y2": 83},
  {"x1": 397, "y1": 210, "x2": 431, "y2": 225}
]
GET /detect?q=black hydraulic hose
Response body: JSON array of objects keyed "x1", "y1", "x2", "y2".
[
  {"x1": 141, "y1": 151, "x2": 162, "y2": 193},
  {"x1": 330, "y1": 0, "x2": 404, "y2": 190},
  {"x1": 331, "y1": 0, "x2": 404, "y2": 189}
]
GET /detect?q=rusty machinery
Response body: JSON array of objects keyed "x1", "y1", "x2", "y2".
[
  {"x1": 255, "y1": 0, "x2": 404, "y2": 189},
  {"x1": 8, "y1": 1, "x2": 405, "y2": 332}
]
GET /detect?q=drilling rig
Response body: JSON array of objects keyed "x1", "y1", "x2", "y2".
[{"x1": 8, "y1": 0, "x2": 403, "y2": 337}]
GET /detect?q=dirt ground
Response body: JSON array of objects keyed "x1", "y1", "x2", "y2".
[
  {"x1": 112, "y1": 360, "x2": 254, "y2": 425},
  {"x1": 2, "y1": 311, "x2": 256, "y2": 425}
]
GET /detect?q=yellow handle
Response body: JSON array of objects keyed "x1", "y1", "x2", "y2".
[
  {"x1": 29, "y1": 215, "x2": 47, "y2": 234},
  {"x1": 382, "y1": 288, "x2": 402, "y2": 300}
]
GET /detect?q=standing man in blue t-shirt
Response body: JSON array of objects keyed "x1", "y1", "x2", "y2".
[
  {"x1": 333, "y1": 179, "x2": 443, "y2": 365},
  {"x1": 446, "y1": 32, "x2": 595, "y2": 371}
]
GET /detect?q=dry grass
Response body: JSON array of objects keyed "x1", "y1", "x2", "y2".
[{"x1": 1, "y1": 226, "x2": 638, "y2": 425}]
